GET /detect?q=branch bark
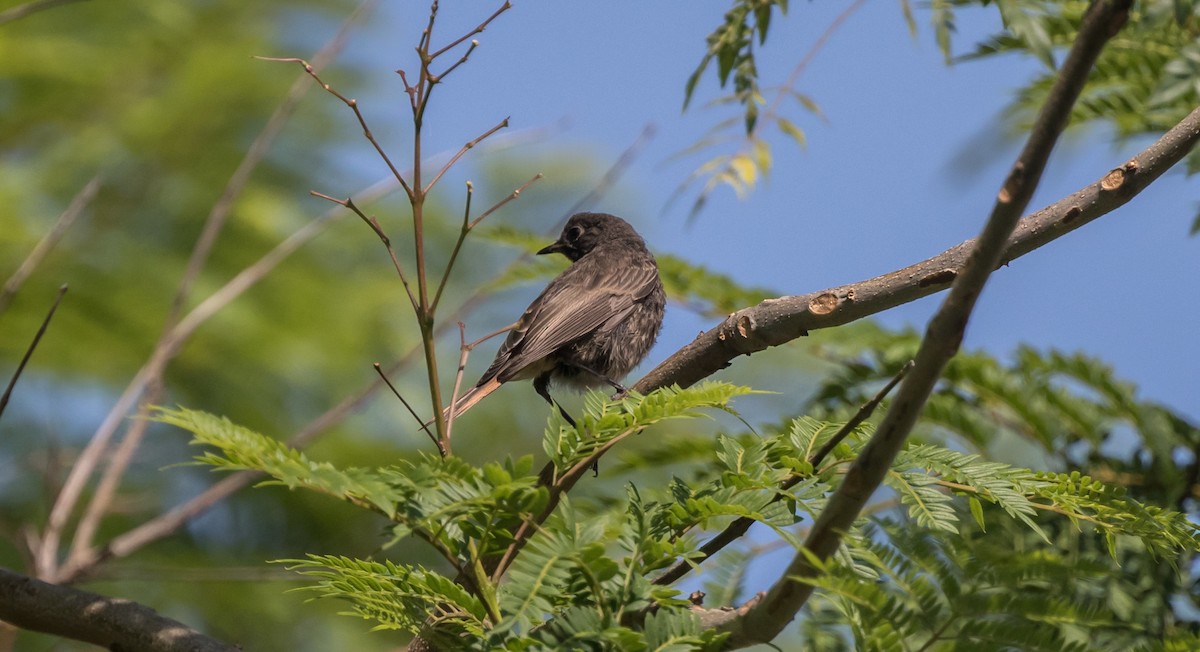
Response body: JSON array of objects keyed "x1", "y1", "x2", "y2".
[
  {"x1": 0, "y1": 568, "x2": 237, "y2": 652},
  {"x1": 679, "y1": 0, "x2": 1139, "y2": 646},
  {"x1": 634, "y1": 86, "x2": 1192, "y2": 398}
]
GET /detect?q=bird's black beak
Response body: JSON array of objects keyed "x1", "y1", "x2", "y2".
[{"x1": 537, "y1": 240, "x2": 567, "y2": 256}]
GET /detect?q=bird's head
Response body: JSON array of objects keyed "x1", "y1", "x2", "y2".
[{"x1": 537, "y1": 212, "x2": 641, "y2": 262}]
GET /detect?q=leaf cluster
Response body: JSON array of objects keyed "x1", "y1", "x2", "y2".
[
  {"x1": 672, "y1": 0, "x2": 822, "y2": 220},
  {"x1": 954, "y1": 0, "x2": 1200, "y2": 145},
  {"x1": 799, "y1": 519, "x2": 1200, "y2": 651},
  {"x1": 678, "y1": 0, "x2": 1200, "y2": 223},
  {"x1": 684, "y1": 0, "x2": 789, "y2": 132},
  {"x1": 160, "y1": 384, "x2": 756, "y2": 648},
  {"x1": 162, "y1": 354, "x2": 1200, "y2": 649},
  {"x1": 804, "y1": 332, "x2": 1200, "y2": 648}
]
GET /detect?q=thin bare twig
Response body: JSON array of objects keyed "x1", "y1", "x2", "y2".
[
  {"x1": 432, "y1": 39, "x2": 479, "y2": 82},
  {"x1": 810, "y1": 360, "x2": 914, "y2": 468},
  {"x1": 0, "y1": 176, "x2": 98, "y2": 317},
  {"x1": 310, "y1": 191, "x2": 420, "y2": 310},
  {"x1": 402, "y1": 9, "x2": 511, "y2": 452},
  {"x1": 411, "y1": 1, "x2": 512, "y2": 127},
  {"x1": 428, "y1": 1, "x2": 510, "y2": 60},
  {"x1": 259, "y1": 56, "x2": 416, "y2": 202},
  {"x1": 424, "y1": 118, "x2": 509, "y2": 194},
  {"x1": 467, "y1": 173, "x2": 543, "y2": 231},
  {"x1": 50, "y1": 124, "x2": 551, "y2": 584},
  {"x1": 375, "y1": 363, "x2": 441, "y2": 454},
  {"x1": 709, "y1": 1, "x2": 1134, "y2": 645},
  {"x1": 443, "y1": 323, "x2": 472, "y2": 447},
  {"x1": 443, "y1": 320, "x2": 518, "y2": 445},
  {"x1": 0, "y1": 285, "x2": 67, "y2": 422},
  {"x1": 431, "y1": 182, "x2": 475, "y2": 313},
  {"x1": 40, "y1": 7, "x2": 378, "y2": 581},
  {"x1": 431, "y1": 172, "x2": 543, "y2": 313}
]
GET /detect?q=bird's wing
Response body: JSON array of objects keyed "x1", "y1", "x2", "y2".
[{"x1": 481, "y1": 257, "x2": 659, "y2": 383}]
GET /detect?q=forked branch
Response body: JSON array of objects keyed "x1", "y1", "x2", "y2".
[
  {"x1": 258, "y1": 56, "x2": 417, "y2": 202},
  {"x1": 700, "y1": 0, "x2": 1137, "y2": 645}
]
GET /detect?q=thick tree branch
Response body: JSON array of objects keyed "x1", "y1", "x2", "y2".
[
  {"x1": 0, "y1": 568, "x2": 236, "y2": 652},
  {"x1": 633, "y1": 106, "x2": 1197, "y2": 398},
  {"x1": 687, "y1": 0, "x2": 1137, "y2": 646}
]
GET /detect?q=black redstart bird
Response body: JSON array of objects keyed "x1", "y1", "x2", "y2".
[{"x1": 443, "y1": 212, "x2": 666, "y2": 427}]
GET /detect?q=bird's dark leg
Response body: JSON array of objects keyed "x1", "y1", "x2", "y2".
[
  {"x1": 568, "y1": 363, "x2": 628, "y2": 397},
  {"x1": 534, "y1": 373, "x2": 600, "y2": 477},
  {"x1": 534, "y1": 373, "x2": 576, "y2": 428}
]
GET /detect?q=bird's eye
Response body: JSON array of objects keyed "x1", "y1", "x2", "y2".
[{"x1": 566, "y1": 225, "x2": 584, "y2": 242}]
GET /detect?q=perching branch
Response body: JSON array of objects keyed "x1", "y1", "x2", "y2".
[
  {"x1": 0, "y1": 568, "x2": 236, "y2": 652},
  {"x1": 633, "y1": 109, "x2": 1199, "y2": 398},
  {"x1": 698, "y1": 0, "x2": 1135, "y2": 645}
]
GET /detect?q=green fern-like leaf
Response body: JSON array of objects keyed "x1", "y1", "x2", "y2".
[
  {"x1": 157, "y1": 407, "x2": 401, "y2": 516},
  {"x1": 543, "y1": 382, "x2": 755, "y2": 477},
  {"x1": 282, "y1": 555, "x2": 488, "y2": 640}
]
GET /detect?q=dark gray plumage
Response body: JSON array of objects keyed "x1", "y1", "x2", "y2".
[{"x1": 444, "y1": 212, "x2": 666, "y2": 426}]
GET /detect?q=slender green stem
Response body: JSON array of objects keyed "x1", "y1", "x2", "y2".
[{"x1": 431, "y1": 184, "x2": 473, "y2": 315}]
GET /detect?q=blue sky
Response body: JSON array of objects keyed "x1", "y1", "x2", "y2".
[{"x1": 334, "y1": 1, "x2": 1198, "y2": 423}]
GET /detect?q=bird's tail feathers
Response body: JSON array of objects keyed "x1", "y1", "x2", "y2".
[{"x1": 423, "y1": 377, "x2": 503, "y2": 430}]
